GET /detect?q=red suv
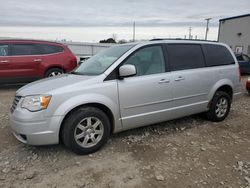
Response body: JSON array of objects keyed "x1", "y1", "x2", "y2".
[{"x1": 0, "y1": 39, "x2": 77, "y2": 84}]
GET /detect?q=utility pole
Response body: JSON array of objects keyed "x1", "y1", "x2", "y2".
[
  {"x1": 205, "y1": 18, "x2": 212, "y2": 40},
  {"x1": 188, "y1": 27, "x2": 192, "y2": 39},
  {"x1": 133, "y1": 21, "x2": 135, "y2": 42}
]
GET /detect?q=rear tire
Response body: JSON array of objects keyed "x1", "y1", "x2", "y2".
[
  {"x1": 206, "y1": 91, "x2": 231, "y2": 122},
  {"x1": 62, "y1": 107, "x2": 111, "y2": 155},
  {"x1": 45, "y1": 68, "x2": 64, "y2": 77}
]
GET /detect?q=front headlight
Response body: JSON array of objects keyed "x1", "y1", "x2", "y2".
[{"x1": 21, "y1": 95, "x2": 52, "y2": 112}]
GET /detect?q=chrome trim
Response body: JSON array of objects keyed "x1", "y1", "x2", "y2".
[
  {"x1": 124, "y1": 98, "x2": 173, "y2": 109},
  {"x1": 122, "y1": 101, "x2": 208, "y2": 120},
  {"x1": 173, "y1": 93, "x2": 206, "y2": 101},
  {"x1": 124, "y1": 93, "x2": 206, "y2": 110}
]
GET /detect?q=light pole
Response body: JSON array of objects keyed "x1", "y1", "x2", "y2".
[
  {"x1": 188, "y1": 27, "x2": 192, "y2": 39},
  {"x1": 133, "y1": 21, "x2": 136, "y2": 42},
  {"x1": 205, "y1": 18, "x2": 212, "y2": 40}
]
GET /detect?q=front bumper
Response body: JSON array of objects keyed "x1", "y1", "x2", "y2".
[{"x1": 9, "y1": 108, "x2": 63, "y2": 145}]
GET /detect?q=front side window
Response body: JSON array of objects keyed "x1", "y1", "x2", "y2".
[
  {"x1": 73, "y1": 44, "x2": 134, "y2": 75},
  {"x1": 11, "y1": 44, "x2": 41, "y2": 56},
  {"x1": 124, "y1": 45, "x2": 165, "y2": 76},
  {"x1": 167, "y1": 44, "x2": 205, "y2": 71},
  {"x1": 0, "y1": 44, "x2": 8, "y2": 56}
]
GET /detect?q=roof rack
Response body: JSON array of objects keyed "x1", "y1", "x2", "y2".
[{"x1": 150, "y1": 38, "x2": 218, "y2": 42}]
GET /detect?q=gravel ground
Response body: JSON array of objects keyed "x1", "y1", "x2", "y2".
[{"x1": 0, "y1": 76, "x2": 249, "y2": 188}]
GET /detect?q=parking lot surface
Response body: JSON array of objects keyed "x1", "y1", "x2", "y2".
[{"x1": 0, "y1": 77, "x2": 250, "y2": 188}]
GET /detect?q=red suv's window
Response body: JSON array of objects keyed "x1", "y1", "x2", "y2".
[
  {"x1": 10, "y1": 43, "x2": 64, "y2": 56},
  {"x1": 37, "y1": 44, "x2": 64, "y2": 54},
  {"x1": 0, "y1": 44, "x2": 9, "y2": 56},
  {"x1": 11, "y1": 44, "x2": 41, "y2": 56}
]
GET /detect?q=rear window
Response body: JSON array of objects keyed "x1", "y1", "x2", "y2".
[
  {"x1": 11, "y1": 44, "x2": 41, "y2": 56},
  {"x1": 167, "y1": 44, "x2": 205, "y2": 71},
  {"x1": 203, "y1": 44, "x2": 235, "y2": 66},
  {"x1": 38, "y1": 44, "x2": 64, "y2": 54}
]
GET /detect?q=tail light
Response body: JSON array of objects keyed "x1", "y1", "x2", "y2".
[
  {"x1": 70, "y1": 55, "x2": 77, "y2": 66},
  {"x1": 246, "y1": 77, "x2": 250, "y2": 89},
  {"x1": 72, "y1": 56, "x2": 77, "y2": 63}
]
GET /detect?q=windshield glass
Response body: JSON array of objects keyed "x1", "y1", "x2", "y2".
[{"x1": 73, "y1": 44, "x2": 134, "y2": 75}]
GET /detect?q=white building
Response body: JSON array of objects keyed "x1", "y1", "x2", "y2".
[
  {"x1": 65, "y1": 41, "x2": 114, "y2": 61},
  {"x1": 218, "y1": 14, "x2": 250, "y2": 55}
]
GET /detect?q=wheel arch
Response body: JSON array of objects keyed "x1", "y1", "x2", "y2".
[
  {"x1": 208, "y1": 80, "x2": 233, "y2": 109},
  {"x1": 59, "y1": 103, "x2": 115, "y2": 144},
  {"x1": 215, "y1": 85, "x2": 233, "y2": 100}
]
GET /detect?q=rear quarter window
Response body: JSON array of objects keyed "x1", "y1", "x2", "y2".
[
  {"x1": 38, "y1": 44, "x2": 64, "y2": 54},
  {"x1": 167, "y1": 44, "x2": 205, "y2": 71},
  {"x1": 203, "y1": 44, "x2": 235, "y2": 66}
]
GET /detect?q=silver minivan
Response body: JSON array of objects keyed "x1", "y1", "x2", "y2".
[{"x1": 9, "y1": 40, "x2": 242, "y2": 154}]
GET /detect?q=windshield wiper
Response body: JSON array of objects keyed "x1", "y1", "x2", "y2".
[{"x1": 70, "y1": 71, "x2": 84, "y2": 75}]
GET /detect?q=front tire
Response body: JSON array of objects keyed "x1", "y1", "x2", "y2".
[
  {"x1": 206, "y1": 91, "x2": 231, "y2": 122},
  {"x1": 62, "y1": 107, "x2": 111, "y2": 155}
]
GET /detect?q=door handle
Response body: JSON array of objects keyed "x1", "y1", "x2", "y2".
[
  {"x1": 34, "y1": 59, "x2": 42, "y2": 62},
  {"x1": 174, "y1": 76, "x2": 185, "y2": 81},
  {"x1": 158, "y1": 79, "x2": 170, "y2": 84},
  {"x1": 0, "y1": 60, "x2": 9, "y2": 63}
]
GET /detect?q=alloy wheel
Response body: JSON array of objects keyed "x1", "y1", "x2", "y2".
[
  {"x1": 74, "y1": 117, "x2": 104, "y2": 148},
  {"x1": 215, "y1": 97, "x2": 228, "y2": 118}
]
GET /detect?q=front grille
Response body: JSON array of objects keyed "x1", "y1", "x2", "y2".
[{"x1": 10, "y1": 96, "x2": 22, "y2": 113}]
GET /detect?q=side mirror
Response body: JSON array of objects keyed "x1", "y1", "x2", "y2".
[{"x1": 119, "y1": 64, "x2": 136, "y2": 78}]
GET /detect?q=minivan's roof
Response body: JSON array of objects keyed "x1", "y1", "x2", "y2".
[
  {"x1": 0, "y1": 39, "x2": 65, "y2": 46},
  {"x1": 121, "y1": 39, "x2": 221, "y2": 47},
  {"x1": 1, "y1": 38, "x2": 221, "y2": 47}
]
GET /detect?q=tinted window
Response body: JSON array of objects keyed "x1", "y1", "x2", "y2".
[
  {"x1": 11, "y1": 44, "x2": 41, "y2": 56},
  {"x1": 0, "y1": 44, "x2": 8, "y2": 56},
  {"x1": 167, "y1": 44, "x2": 205, "y2": 71},
  {"x1": 204, "y1": 44, "x2": 235, "y2": 66},
  {"x1": 38, "y1": 44, "x2": 64, "y2": 54},
  {"x1": 124, "y1": 45, "x2": 165, "y2": 76}
]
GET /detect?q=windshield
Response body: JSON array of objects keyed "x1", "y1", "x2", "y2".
[{"x1": 73, "y1": 44, "x2": 135, "y2": 75}]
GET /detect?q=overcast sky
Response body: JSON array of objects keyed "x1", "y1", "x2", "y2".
[
  {"x1": 1, "y1": 0, "x2": 249, "y2": 41},
  {"x1": 0, "y1": 0, "x2": 250, "y2": 42}
]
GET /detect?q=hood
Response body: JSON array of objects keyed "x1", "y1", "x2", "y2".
[{"x1": 17, "y1": 74, "x2": 96, "y2": 96}]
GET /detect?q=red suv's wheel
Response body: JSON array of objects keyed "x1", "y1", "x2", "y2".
[{"x1": 45, "y1": 68, "x2": 64, "y2": 77}]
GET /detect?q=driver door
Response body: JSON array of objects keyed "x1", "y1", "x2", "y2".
[{"x1": 117, "y1": 45, "x2": 174, "y2": 130}]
